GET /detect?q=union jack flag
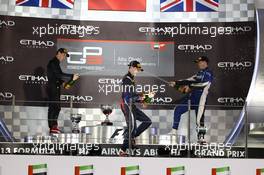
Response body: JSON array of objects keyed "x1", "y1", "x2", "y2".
[
  {"x1": 16, "y1": 0, "x2": 74, "y2": 9},
  {"x1": 160, "y1": 0, "x2": 219, "y2": 12}
]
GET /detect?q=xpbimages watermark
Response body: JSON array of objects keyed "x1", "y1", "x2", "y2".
[
  {"x1": 98, "y1": 78, "x2": 166, "y2": 96},
  {"x1": 32, "y1": 24, "x2": 100, "y2": 37}
]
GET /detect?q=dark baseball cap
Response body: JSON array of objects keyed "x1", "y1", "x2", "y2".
[
  {"x1": 128, "y1": 60, "x2": 144, "y2": 71},
  {"x1": 57, "y1": 48, "x2": 69, "y2": 57},
  {"x1": 194, "y1": 56, "x2": 209, "y2": 63}
]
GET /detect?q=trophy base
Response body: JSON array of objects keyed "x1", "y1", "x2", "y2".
[{"x1": 101, "y1": 121, "x2": 113, "y2": 126}]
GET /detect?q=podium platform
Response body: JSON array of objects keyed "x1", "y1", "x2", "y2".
[{"x1": 23, "y1": 125, "x2": 186, "y2": 145}]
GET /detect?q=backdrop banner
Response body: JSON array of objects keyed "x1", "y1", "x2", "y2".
[{"x1": 0, "y1": 15, "x2": 256, "y2": 109}]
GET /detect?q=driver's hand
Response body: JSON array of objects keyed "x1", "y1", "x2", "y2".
[
  {"x1": 73, "y1": 74, "x2": 80, "y2": 81},
  {"x1": 168, "y1": 81, "x2": 176, "y2": 87}
]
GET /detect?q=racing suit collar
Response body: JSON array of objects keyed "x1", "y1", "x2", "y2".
[
  {"x1": 200, "y1": 67, "x2": 209, "y2": 72},
  {"x1": 127, "y1": 71, "x2": 135, "y2": 79}
]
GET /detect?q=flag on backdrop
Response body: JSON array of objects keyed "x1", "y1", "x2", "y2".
[
  {"x1": 16, "y1": 0, "x2": 74, "y2": 9},
  {"x1": 160, "y1": 0, "x2": 219, "y2": 12}
]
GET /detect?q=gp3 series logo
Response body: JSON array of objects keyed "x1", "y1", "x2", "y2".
[
  {"x1": 19, "y1": 75, "x2": 48, "y2": 84},
  {"x1": 60, "y1": 95, "x2": 93, "y2": 102},
  {"x1": 218, "y1": 97, "x2": 245, "y2": 106},
  {"x1": 218, "y1": 61, "x2": 253, "y2": 70},
  {"x1": 20, "y1": 39, "x2": 54, "y2": 49},
  {"x1": 0, "y1": 20, "x2": 15, "y2": 28},
  {"x1": 0, "y1": 92, "x2": 13, "y2": 99},
  {"x1": 67, "y1": 47, "x2": 103, "y2": 65},
  {"x1": 177, "y1": 44, "x2": 212, "y2": 53},
  {"x1": 0, "y1": 56, "x2": 14, "y2": 64}
]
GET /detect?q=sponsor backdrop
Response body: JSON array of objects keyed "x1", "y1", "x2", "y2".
[
  {"x1": 0, "y1": 0, "x2": 258, "y2": 146},
  {"x1": 0, "y1": 15, "x2": 255, "y2": 109},
  {"x1": 0, "y1": 155, "x2": 264, "y2": 175}
]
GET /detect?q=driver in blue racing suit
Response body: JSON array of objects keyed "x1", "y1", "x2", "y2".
[{"x1": 168, "y1": 56, "x2": 213, "y2": 143}]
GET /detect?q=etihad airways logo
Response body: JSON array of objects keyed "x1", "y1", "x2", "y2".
[
  {"x1": 177, "y1": 44, "x2": 212, "y2": 52},
  {"x1": 0, "y1": 92, "x2": 13, "y2": 99},
  {"x1": 152, "y1": 97, "x2": 172, "y2": 103},
  {"x1": 139, "y1": 25, "x2": 252, "y2": 38},
  {"x1": 218, "y1": 61, "x2": 253, "y2": 70},
  {"x1": 18, "y1": 75, "x2": 48, "y2": 84},
  {"x1": 60, "y1": 95, "x2": 93, "y2": 102},
  {"x1": 0, "y1": 56, "x2": 14, "y2": 64},
  {"x1": 218, "y1": 97, "x2": 245, "y2": 106},
  {"x1": 0, "y1": 20, "x2": 15, "y2": 28},
  {"x1": 20, "y1": 39, "x2": 54, "y2": 48}
]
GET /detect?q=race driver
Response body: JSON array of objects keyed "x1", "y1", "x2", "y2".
[
  {"x1": 120, "y1": 60, "x2": 155, "y2": 156},
  {"x1": 168, "y1": 56, "x2": 214, "y2": 143}
]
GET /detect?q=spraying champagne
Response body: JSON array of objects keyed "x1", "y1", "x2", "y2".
[{"x1": 63, "y1": 74, "x2": 80, "y2": 89}]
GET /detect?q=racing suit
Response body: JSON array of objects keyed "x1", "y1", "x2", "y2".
[
  {"x1": 120, "y1": 72, "x2": 152, "y2": 151},
  {"x1": 47, "y1": 57, "x2": 73, "y2": 129},
  {"x1": 173, "y1": 68, "x2": 213, "y2": 139}
]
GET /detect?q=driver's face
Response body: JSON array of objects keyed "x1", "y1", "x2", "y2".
[
  {"x1": 197, "y1": 61, "x2": 208, "y2": 70},
  {"x1": 58, "y1": 52, "x2": 66, "y2": 61},
  {"x1": 130, "y1": 67, "x2": 140, "y2": 76},
  {"x1": 133, "y1": 67, "x2": 140, "y2": 75}
]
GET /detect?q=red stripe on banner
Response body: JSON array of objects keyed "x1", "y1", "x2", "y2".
[
  {"x1": 186, "y1": 0, "x2": 193, "y2": 12},
  {"x1": 121, "y1": 167, "x2": 126, "y2": 175},
  {"x1": 212, "y1": 169, "x2": 216, "y2": 175},
  {"x1": 88, "y1": 0, "x2": 146, "y2": 11},
  {"x1": 166, "y1": 168, "x2": 171, "y2": 175},
  {"x1": 204, "y1": 0, "x2": 219, "y2": 7},
  {"x1": 160, "y1": 0, "x2": 181, "y2": 11},
  {"x1": 256, "y1": 169, "x2": 261, "y2": 175},
  {"x1": 28, "y1": 166, "x2": 33, "y2": 175},
  {"x1": 75, "y1": 167, "x2": 80, "y2": 175},
  {"x1": 16, "y1": 0, "x2": 25, "y2": 4},
  {"x1": 41, "y1": 0, "x2": 49, "y2": 7}
]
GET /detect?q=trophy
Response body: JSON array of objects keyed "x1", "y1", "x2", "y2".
[
  {"x1": 71, "y1": 114, "x2": 82, "y2": 133},
  {"x1": 196, "y1": 126, "x2": 207, "y2": 143},
  {"x1": 100, "y1": 104, "x2": 113, "y2": 126}
]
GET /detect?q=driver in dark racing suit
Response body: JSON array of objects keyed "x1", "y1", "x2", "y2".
[
  {"x1": 169, "y1": 56, "x2": 213, "y2": 143},
  {"x1": 120, "y1": 61, "x2": 155, "y2": 156}
]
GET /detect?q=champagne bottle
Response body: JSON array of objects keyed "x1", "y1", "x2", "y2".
[
  {"x1": 143, "y1": 94, "x2": 152, "y2": 104},
  {"x1": 64, "y1": 79, "x2": 77, "y2": 89},
  {"x1": 174, "y1": 84, "x2": 181, "y2": 91}
]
